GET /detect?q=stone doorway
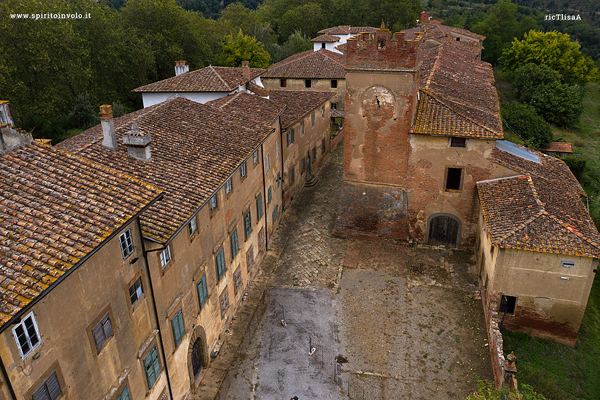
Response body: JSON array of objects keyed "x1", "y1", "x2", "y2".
[
  {"x1": 427, "y1": 214, "x2": 460, "y2": 247},
  {"x1": 187, "y1": 325, "x2": 209, "y2": 392}
]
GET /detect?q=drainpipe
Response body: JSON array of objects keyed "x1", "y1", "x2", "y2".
[
  {"x1": 137, "y1": 218, "x2": 174, "y2": 398},
  {"x1": 0, "y1": 355, "x2": 16, "y2": 400}
]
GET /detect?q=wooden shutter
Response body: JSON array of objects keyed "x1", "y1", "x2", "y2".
[
  {"x1": 92, "y1": 322, "x2": 105, "y2": 349},
  {"x1": 33, "y1": 371, "x2": 61, "y2": 400},
  {"x1": 197, "y1": 275, "x2": 208, "y2": 308}
]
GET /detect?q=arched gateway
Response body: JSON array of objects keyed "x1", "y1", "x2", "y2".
[{"x1": 427, "y1": 214, "x2": 461, "y2": 247}]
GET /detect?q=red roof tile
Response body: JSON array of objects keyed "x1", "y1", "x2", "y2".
[
  {"x1": 261, "y1": 49, "x2": 346, "y2": 79},
  {"x1": 477, "y1": 175, "x2": 600, "y2": 257},
  {"x1": 57, "y1": 97, "x2": 273, "y2": 243},
  {"x1": 133, "y1": 66, "x2": 265, "y2": 93},
  {"x1": 311, "y1": 34, "x2": 340, "y2": 43},
  {"x1": 207, "y1": 92, "x2": 285, "y2": 127},
  {"x1": 540, "y1": 142, "x2": 574, "y2": 153},
  {"x1": 0, "y1": 143, "x2": 162, "y2": 327}
]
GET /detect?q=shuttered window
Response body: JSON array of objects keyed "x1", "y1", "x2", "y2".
[
  {"x1": 234, "y1": 268, "x2": 242, "y2": 294},
  {"x1": 268, "y1": 186, "x2": 272, "y2": 204},
  {"x1": 92, "y1": 313, "x2": 113, "y2": 352},
  {"x1": 220, "y1": 288, "x2": 230, "y2": 317},
  {"x1": 244, "y1": 211, "x2": 252, "y2": 240},
  {"x1": 32, "y1": 371, "x2": 61, "y2": 400},
  {"x1": 171, "y1": 308, "x2": 185, "y2": 348},
  {"x1": 116, "y1": 385, "x2": 130, "y2": 400},
  {"x1": 143, "y1": 345, "x2": 161, "y2": 389},
  {"x1": 256, "y1": 194, "x2": 263, "y2": 220},
  {"x1": 197, "y1": 274, "x2": 208, "y2": 309},
  {"x1": 216, "y1": 249, "x2": 226, "y2": 282},
  {"x1": 230, "y1": 229, "x2": 239, "y2": 258}
]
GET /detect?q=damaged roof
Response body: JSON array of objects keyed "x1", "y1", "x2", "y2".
[
  {"x1": 261, "y1": 49, "x2": 346, "y2": 79},
  {"x1": 0, "y1": 143, "x2": 162, "y2": 328},
  {"x1": 57, "y1": 96, "x2": 273, "y2": 243},
  {"x1": 133, "y1": 66, "x2": 265, "y2": 93},
  {"x1": 477, "y1": 175, "x2": 600, "y2": 258},
  {"x1": 268, "y1": 90, "x2": 335, "y2": 129}
]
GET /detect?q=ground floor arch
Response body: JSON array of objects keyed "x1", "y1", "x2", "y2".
[{"x1": 426, "y1": 213, "x2": 461, "y2": 247}]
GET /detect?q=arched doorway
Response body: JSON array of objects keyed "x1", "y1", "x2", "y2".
[
  {"x1": 427, "y1": 214, "x2": 461, "y2": 247},
  {"x1": 187, "y1": 325, "x2": 209, "y2": 392},
  {"x1": 191, "y1": 337, "x2": 203, "y2": 378}
]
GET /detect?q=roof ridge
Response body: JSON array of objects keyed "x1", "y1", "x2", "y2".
[
  {"x1": 273, "y1": 50, "x2": 314, "y2": 68},
  {"x1": 320, "y1": 49, "x2": 345, "y2": 67},
  {"x1": 497, "y1": 209, "x2": 545, "y2": 245},
  {"x1": 420, "y1": 89, "x2": 499, "y2": 135},
  {"x1": 424, "y1": 45, "x2": 444, "y2": 89},
  {"x1": 115, "y1": 96, "x2": 180, "y2": 135},
  {"x1": 216, "y1": 92, "x2": 243, "y2": 110},
  {"x1": 210, "y1": 65, "x2": 232, "y2": 91},
  {"x1": 546, "y1": 212, "x2": 600, "y2": 251}
]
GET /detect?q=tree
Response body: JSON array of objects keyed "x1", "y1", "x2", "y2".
[
  {"x1": 511, "y1": 63, "x2": 562, "y2": 103},
  {"x1": 219, "y1": 2, "x2": 274, "y2": 44},
  {"x1": 500, "y1": 31, "x2": 600, "y2": 84},
  {"x1": 220, "y1": 29, "x2": 270, "y2": 68},
  {"x1": 528, "y1": 83, "x2": 584, "y2": 127},
  {"x1": 471, "y1": 0, "x2": 519, "y2": 64},
  {"x1": 501, "y1": 102, "x2": 553, "y2": 149},
  {"x1": 267, "y1": 30, "x2": 313, "y2": 63},
  {"x1": 463, "y1": 379, "x2": 546, "y2": 400},
  {"x1": 67, "y1": 94, "x2": 100, "y2": 130}
]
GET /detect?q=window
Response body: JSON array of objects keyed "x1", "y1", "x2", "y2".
[
  {"x1": 171, "y1": 308, "x2": 185, "y2": 348},
  {"x1": 562, "y1": 261, "x2": 575, "y2": 268},
  {"x1": 258, "y1": 227, "x2": 266, "y2": 251},
  {"x1": 256, "y1": 194, "x2": 263, "y2": 220},
  {"x1": 12, "y1": 312, "x2": 40, "y2": 358},
  {"x1": 277, "y1": 172, "x2": 281, "y2": 188},
  {"x1": 240, "y1": 162, "x2": 246, "y2": 178},
  {"x1": 321, "y1": 138, "x2": 326, "y2": 153},
  {"x1": 312, "y1": 147, "x2": 316, "y2": 162},
  {"x1": 116, "y1": 386, "x2": 130, "y2": 400},
  {"x1": 280, "y1": 78, "x2": 287, "y2": 87},
  {"x1": 445, "y1": 168, "x2": 462, "y2": 191},
  {"x1": 244, "y1": 211, "x2": 252, "y2": 240},
  {"x1": 300, "y1": 122, "x2": 304, "y2": 136},
  {"x1": 331, "y1": 79, "x2": 338, "y2": 88},
  {"x1": 500, "y1": 295, "x2": 517, "y2": 315},
  {"x1": 143, "y1": 345, "x2": 161, "y2": 389},
  {"x1": 321, "y1": 43, "x2": 325, "y2": 49},
  {"x1": 272, "y1": 205, "x2": 279, "y2": 221},
  {"x1": 234, "y1": 268, "x2": 242, "y2": 294},
  {"x1": 210, "y1": 196, "x2": 218, "y2": 212},
  {"x1": 276, "y1": 141, "x2": 279, "y2": 159},
  {"x1": 32, "y1": 371, "x2": 61, "y2": 400},
  {"x1": 287, "y1": 129, "x2": 295, "y2": 147},
  {"x1": 289, "y1": 167, "x2": 295, "y2": 185},
  {"x1": 331, "y1": 103, "x2": 337, "y2": 110},
  {"x1": 253, "y1": 151, "x2": 258, "y2": 165},
  {"x1": 305, "y1": 79, "x2": 311, "y2": 88},
  {"x1": 197, "y1": 274, "x2": 208, "y2": 309},
  {"x1": 92, "y1": 313, "x2": 113, "y2": 352},
  {"x1": 230, "y1": 229, "x2": 239, "y2": 258},
  {"x1": 450, "y1": 137, "x2": 466, "y2": 148},
  {"x1": 225, "y1": 178, "x2": 232, "y2": 195},
  {"x1": 119, "y1": 228, "x2": 134, "y2": 259},
  {"x1": 268, "y1": 186, "x2": 272, "y2": 203},
  {"x1": 216, "y1": 248, "x2": 226, "y2": 282},
  {"x1": 160, "y1": 246, "x2": 171, "y2": 269},
  {"x1": 129, "y1": 277, "x2": 144, "y2": 306},
  {"x1": 300, "y1": 157, "x2": 306, "y2": 174},
  {"x1": 321, "y1": 106, "x2": 325, "y2": 118},
  {"x1": 266, "y1": 154, "x2": 270, "y2": 171},
  {"x1": 246, "y1": 247, "x2": 254, "y2": 271},
  {"x1": 311, "y1": 113, "x2": 315, "y2": 127},
  {"x1": 220, "y1": 288, "x2": 230, "y2": 317},
  {"x1": 189, "y1": 217, "x2": 198, "y2": 236}
]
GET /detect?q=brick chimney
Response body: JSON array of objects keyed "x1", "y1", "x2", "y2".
[
  {"x1": 100, "y1": 104, "x2": 118, "y2": 151},
  {"x1": 241, "y1": 61, "x2": 250, "y2": 80},
  {"x1": 175, "y1": 60, "x2": 189, "y2": 76},
  {"x1": 122, "y1": 123, "x2": 152, "y2": 162}
]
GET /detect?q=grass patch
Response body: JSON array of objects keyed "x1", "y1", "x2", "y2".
[{"x1": 504, "y1": 272, "x2": 600, "y2": 400}]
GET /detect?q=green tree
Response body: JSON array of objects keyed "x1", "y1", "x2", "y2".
[
  {"x1": 471, "y1": 0, "x2": 519, "y2": 64},
  {"x1": 219, "y1": 2, "x2": 274, "y2": 44},
  {"x1": 267, "y1": 30, "x2": 313, "y2": 63},
  {"x1": 500, "y1": 31, "x2": 600, "y2": 84},
  {"x1": 67, "y1": 94, "x2": 100, "y2": 130},
  {"x1": 511, "y1": 63, "x2": 562, "y2": 103},
  {"x1": 501, "y1": 102, "x2": 553, "y2": 148},
  {"x1": 463, "y1": 379, "x2": 546, "y2": 400},
  {"x1": 529, "y1": 83, "x2": 584, "y2": 127},
  {"x1": 220, "y1": 29, "x2": 271, "y2": 68}
]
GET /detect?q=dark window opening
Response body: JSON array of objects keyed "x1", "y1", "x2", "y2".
[
  {"x1": 450, "y1": 137, "x2": 466, "y2": 148},
  {"x1": 305, "y1": 79, "x2": 311, "y2": 88},
  {"x1": 445, "y1": 168, "x2": 462, "y2": 190},
  {"x1": 331, "y1": 103, "x2": 337, "y2": 110},
  {"x1": 500, "y1": 295, "x2": 517, "y2": 315},
  {"x1": 456, "y1": 37, "x2": 460, "y2": 41},
  {"x1": 331, "y1": 79, "x2": 338, "y2": 89},
  {"x1": 280, "y1": 79, "x2": 286, "y2": 88},
  {"x1": 321, "y1": 43, "x2": 325, "y2": 49},
  {"x1": 378, "y1": 38, "x2": 386, "y2": 49}
]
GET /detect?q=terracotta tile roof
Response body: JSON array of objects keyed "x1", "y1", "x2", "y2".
[
  {"x1": 477, "y1": 175, "x2": 600, "y2": 258},
  {"x1": 540, "y1": 142, "x2": 574, "y2": 153},
  {"x1": 403, "y1": 23, "x2": 485, "y2": 42},
  {"x1": 0, "y1": 143, "x2": 162, "y2": 328},
  {"x1": 132, "y1": 66, "x2": 265, "y2": 93},
  {"x1": 330, "y1": 108, "x2": 345, "y2": 118},
  {"x1": 57, "y1": 97, "x2": 273, "y2": 243},
  {"x1": 311, "y1": 34, "x2": 340, "y2": 43},
  {"x1": 335, "y1": 43, "x2": 347, "y2": 53},
  {"x1": 411, "y1": 38, "x2": 502, "y2": 139},
  {"x1": 492, "y1": 145, "x2": 584, "y2": 196},
  {"x1": 261, "y1": 49, "x2": 346, "y2": 79},
  {"x1": 268, "y1": 90, "x2": 335, "y2": 129},
  {"x1": 246, "y1": 81, "x2": 270, "y2": 97},
  {"x1": 318, "y1": 26, "x2": 351, "y2": 35},
  {"x1": 349, "y1": 26, "x2": 378, "y2": 34},
  {"x1": 206, "y1": 92, "x2": 285, "y2": 127}
]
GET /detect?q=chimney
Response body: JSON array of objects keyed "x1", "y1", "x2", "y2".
[
  {"x1": 0, "y1": 101, "x2": 14, "y2": 126},
  {"x1": 421, "y1": 11, "x2": 430, "y2": 23},
  {"x1": 175, "y1": 60, "x2": 189, "y2": 76},
  {"x1": 241, "y1": 61, "x2": 250, "y2": 80},
  {"x1": 122, "y1": 123, "x2": 152, "y2": 162},
  {"x1": 0, "y1": 101, "x2": 33, "y2": 153},
  {"x1": 100, "y1": 105, "x2": 118, "y2": 151}
]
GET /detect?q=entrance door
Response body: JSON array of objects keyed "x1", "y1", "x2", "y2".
[
  {"x1": 427, "y1": 215, "x2": 460, "y2": 246},
  {"x1": 306, "y1": 152, "x2": 312, "y2": 177},
  {"x1": 191, "y1": 337, "x2": 203, "y2": 378}
]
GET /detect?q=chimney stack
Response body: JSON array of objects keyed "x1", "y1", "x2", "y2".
[
  {"x1": 0, "y1": 101, "x2": 33, "y2": 154},
  {"x1": 100, "y1": 105, "x2": 118, "y2": 151},
  {"x1": 241, "y1": 61, "x2": 250, "y2": 80},
  {"x1": 0, "y1": 101, "x2": 14, "y2": 126},
  {"x1": 175, "y1": 60, "x2": 189, "y2": 76},
  {"x1": 122, "y1": 123, "x2": 152, "y2": 162}
]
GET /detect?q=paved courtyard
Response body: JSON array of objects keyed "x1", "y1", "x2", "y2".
[{"x1": 216, "y1": 142, "x2": 493, "y2": 400}]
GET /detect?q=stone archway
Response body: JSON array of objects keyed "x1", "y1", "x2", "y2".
[
  {"x1": 187, "y1": 325, "x2": 209, "y2": 392},
  {"x1": 426, "y1": 214, "x2": 461, "y2": 247}
]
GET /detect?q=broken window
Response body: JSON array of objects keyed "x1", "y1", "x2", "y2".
[{"x1": 445, "y1": 168, "x2": 462, "y2": 191}]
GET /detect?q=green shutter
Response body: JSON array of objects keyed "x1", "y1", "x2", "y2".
[
  {"x1": 171, "y1": 308, "x2": 185, "y2": 347},
  {"x1": 216, "y1": 249, "x2": 226, "y2": 281},
  {"x1": 144, "y1": 345, "x2": 160, "y2": 389},
  {"x1": 197, "y1": 275, "x2": 208, "y2": 309},
  {"x1": 230, "y1": 229, "x2": 239, "y2": 257},
  {"x1": 256, "y1": 194, "x2": 263, "y2": 220}
]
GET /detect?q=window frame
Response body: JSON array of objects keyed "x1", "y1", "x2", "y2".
[
  {"x1": 253, "y1": 150, "x2": 258, "y2": 165},
  {"x1": 276, "y1": 141, "x2": 279, "y2": 159},
  {"x1": 91, "y1": 312, "x2": 114, "y2": 353},
  {"x1": 244, "y1": 211, "x2": 252, "y2": 240},
  {"x1": 12, "y1": 311, "x2": 41, "y2": 359},
  {"x1": 289, "y1": 166, "x2": 295, "y2": 185},
  {"x1": 171, "y1": 308, "x2": 185, "y2": 349},
  {"x1": 266, "y1": 153, "x2": 270, "y2": 172},
  {"x1": 287, "y1": 129, "x2": 295, "y2": 147},
  {"x1": 305, "y1": 79, "x2": 311, "y2": 88},
  {"x1": 188, "y1": 216, "x2": 198, "y2": 237},
  {"x1": 272, "y1": 205, "x2": 279, "y2": 221},
  {"x1": 129, "y1": 276, "x2": 144, "y2": 307},
  {"x1": 500, "y1": 295, "x2": 517, "y2": 315},
  {"x1": 197, "y1": 274, "x2": 208, "y2": 310},
  {"x1": 321, "y1": 106, "x2": 325, "y2": 118},
  {"x1": 331, "y1": 79, "x2": 338, "y2": 88},
  {"x1": 445, "y1": 167, "x2": 463, "y2": 191},
  {"x1": 210, "y1": 195, "x2": 218, "y2": 213},
  {"x1": 311, "y1": 113, "x2": 315, "y2": 127},
  {"x1": 219, "y1": 287, "x2": 230, "y2": 317},
  {"x1": 160, "y1": 246, "x2": 172, "y2": 269},
  {"x1": 267, "y1": 186, "x2": 272, "y2": 204},
  {"x1": 216, "y1": 248, "x2": 226, "y2": 282},
  {"x1": 233, "y1": 268, "x2": 242, "y2": 294},
  {"x1": 119, "y1": 228, "x2": 134, "y2": 260},
  {"x1": 225, "y1": 178, "x2": 232, "y2": 195},
  {"x1": 115, "y1": 385, "x2": 131, "y2": 400},
  {"x1": 240, "y1": 162, "x2": 247, "y2": 179},
  {"x1": 280, "y1": 78, "x2": 287, "y2": 88},
  {"x1": 300, "y1": 122, "x2": 304, "y2": 136},
  {"x1": 143, "y1": 344, "x2": 162, "y2": 390},
  {"x1": 230, "y1": 229, "x2": 239, "y2": 259},
  {"x1": 450, "y1": 137, "x2": 466, "y2": 148},
  {"x1": 246, "y1": 246, "x2": 255, "y2": 272},
  {"x1": 32, "y1": 370, "x2": 62, "y2": 400},
  {"x1": 256, "y1": 193, "x2": 263, "y2": 220}
]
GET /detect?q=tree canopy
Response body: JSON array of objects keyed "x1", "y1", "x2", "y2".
[{"x1": 220, "y1": 29, "x2": 270, "y2": 68}]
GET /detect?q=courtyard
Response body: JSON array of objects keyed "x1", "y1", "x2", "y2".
[{"x1": 215, "y1": 143, "x2": 493, "y2": 400}]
